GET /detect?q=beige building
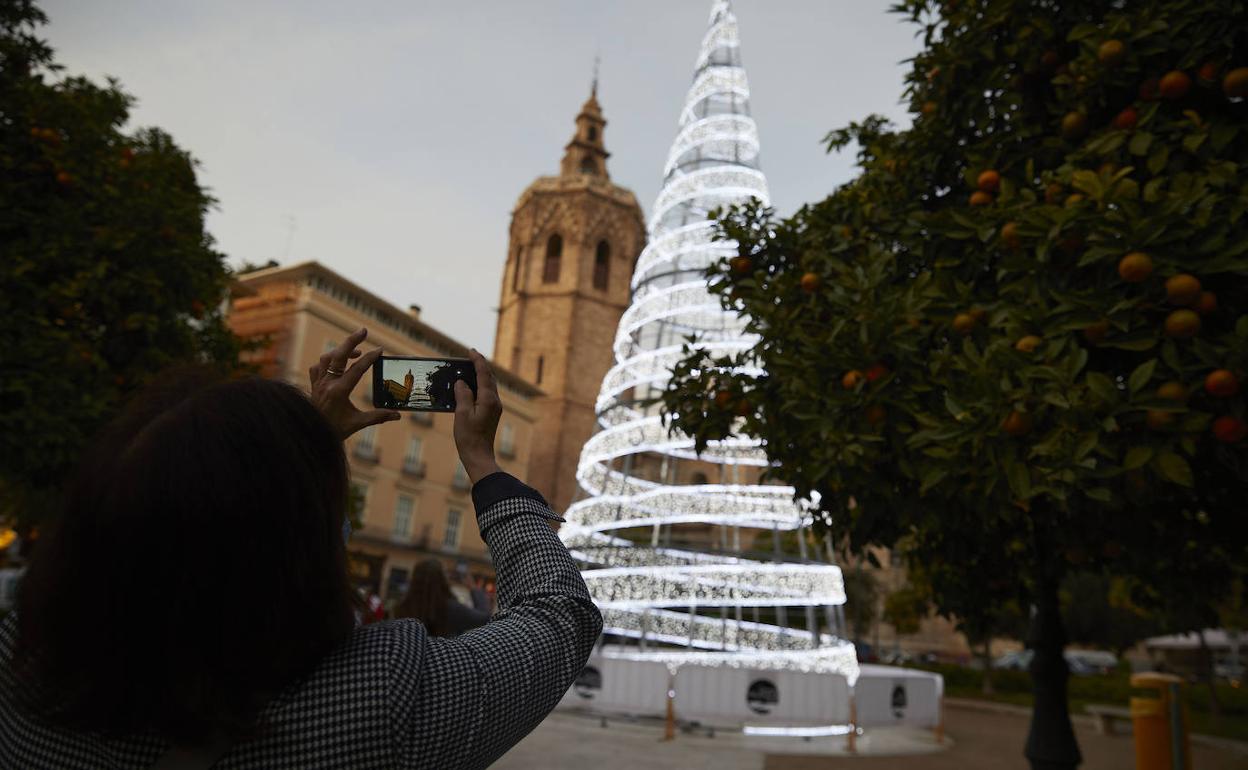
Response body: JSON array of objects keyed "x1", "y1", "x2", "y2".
[
  {"x1": 228, "y1": 261, "x2": 542, "y2": 600},
  {"x1": 492, "y1": 87, "x2": 646, "y2": 514}
]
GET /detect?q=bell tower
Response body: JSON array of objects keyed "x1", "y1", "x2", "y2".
[{"x1": 494, "y1": 84, "x2": 646, "y2": 514}]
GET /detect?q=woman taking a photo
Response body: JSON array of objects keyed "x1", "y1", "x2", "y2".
[{"x1": 0, "y1": 330, "x2": 602, "y2": 769}]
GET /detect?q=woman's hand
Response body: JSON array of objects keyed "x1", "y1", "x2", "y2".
[
  {"x1": 453, "y1": 349, "x2": 503, "y2": 485},
  {"x1": 309, "y1": 328, "x2": 400, "y2": 440}
]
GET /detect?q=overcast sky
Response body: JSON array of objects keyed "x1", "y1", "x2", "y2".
[{"x1": 41, "y1": 0, "x2": 921, "y2": 351}]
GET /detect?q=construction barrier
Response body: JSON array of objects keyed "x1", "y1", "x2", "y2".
[{"x1": 853, "y1": 664, "x2": 944, "y2": 728}]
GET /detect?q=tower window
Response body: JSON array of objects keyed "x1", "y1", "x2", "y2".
[
  {"x1": 536, "y1": 355, "x2": 545, "y2": 385},
  {"x1": 580, "y1": 157, "x2": 596, "y2": 175},
  {"x1": 543, "y1": 234, "x2": 562, "y2": 283},
  {"x1": 587, "y1": 125, "x2": 598, "y2": 142},
  {"x1": 511, "y1": 246, "x2": 524, "y2": 292},
  {"x1": 593, "y1": 240, "x2": 610, "y2": 291}
]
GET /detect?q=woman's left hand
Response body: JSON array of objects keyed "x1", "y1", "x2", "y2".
[{"x1": 309, "y1": 327, "x2": 400, "y2": 439}]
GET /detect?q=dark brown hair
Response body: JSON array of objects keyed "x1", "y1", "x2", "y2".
[
  {"x1": 395, "y1": 558, "x2": 451, "y2": 636},
  {"x1": 15, "y1": 368, "x2": 358, "y2": 745}
]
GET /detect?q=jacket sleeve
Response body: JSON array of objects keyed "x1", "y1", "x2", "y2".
[{"x1": 389, "y1": 473, "x2": 602, "y2": 769}]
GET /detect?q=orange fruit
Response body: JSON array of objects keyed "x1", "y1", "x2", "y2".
[
  {"x1": 969, "y1": 190, "x2": 993, "y2": 206},
  {"x1": 842, "y1": 370, "x2": 865, "y2": 390},
  {"x1": 1097, "y1": 40, "x2": 1126, "y2": 67},
  {"x1": 730, "y1": 256, "x2": 752, "y2": 275},
  {"x1": 1159, "y1": 70, "x2": 1192, "y2": 100},
  {"x1": 1061, "y1": 111, "x2": 1089, "y2": 140},
  {"x1": 1194, "y1": 291, "x2": 1217, "y2": 316},
  {"x1": 714, "y1": 390, "x2": 734, "y2": 409},
  {"x1": 952, "y1": 313, "x2": 977, "y2": 335},
  {"x1": 1083, "y1": 320, "x2": 1110, "y2": 344},
  {"x1": 1112, "y1": 107, "x2": 1138, "y2": 130},
  {"x1": 1223, "y1": 68, "x2": 1248, "y2": 99},
  {"x1": 733, "y1": 399, "x2": 752, "y2": 417},
  {"x1": 1002, "y1": 411, "x2": 1034, "y2": 437},
  {"x1": 1146, "y1": 410, "x2": 1173, "y2": 430},
  {"x1": 1015, "y1": 335, "x2": 1042, "y2": 353},
  {"x1": 1156, "y1": 382, "x2": 1187, "y2": 401},
  {"x1": 1198, "y1": 61, "x2": 1220, "y2": 84},
  {"x1": 865, "y1": 363, "x2": 889, "y2": 382},
  {"x1": 977, "y1": 169, "x2": 1001, "y2": 193},
  {"x1": 799, "y1": 272, "x2": 821, "y2": 293},
  {"x1": 55, "y1": 170, "x2": 72, "y2": 186},
  {"x1": 1164, "y1": 274, "x2": 1201, "y2": 306},
  {"x1": 969, "y1": 307, "x2": 988, "y2": 324},
  {"x1": 1001, "y1": 221, "x2": 1021, "y2": 250},
  {"x1": 865, "y1": 405, "x2": 887, "y2": 426},
  {"x1": 1213, "y1": 416, "x2": 1248, "y2": 444},
  {"x1": 926, "y1": 66, "x2": 941, "y2": 82},
  {"x1": 1117, "y1": 252, "x2": 1153, "y2": 283},
  {"x1": 1205, "y1": 369, "x2": 1240, "y2": 398},
  {"x1": 1045, "y1": 183, "x2": 1065, "y2": 205},
  {"x1": 921, "y1": 101, "x2": 938, "y2": 116},
  {"x1": 1163, "y1": 309, "x2": 1200, "y2": 338}
]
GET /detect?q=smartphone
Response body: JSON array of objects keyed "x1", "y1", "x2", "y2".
[{"x1": 372, "y1": 356, "x2": 477, "y2": 412}]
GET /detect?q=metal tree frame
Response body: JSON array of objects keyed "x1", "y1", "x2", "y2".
[{"x1": 561, "y1": 0, "x2": 858, "y2": 682}]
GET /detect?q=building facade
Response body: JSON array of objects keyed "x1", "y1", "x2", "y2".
[
  {"x1": 228, "y1": 261, "x2": 542, "y2": 602},
  {"x1": 492, "y1": 87, "x2": 646, "y2": 514}
]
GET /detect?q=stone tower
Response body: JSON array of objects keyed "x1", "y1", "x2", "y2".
[{"x1": 493, "y1": 85, "x2": 646, "y2": 514}]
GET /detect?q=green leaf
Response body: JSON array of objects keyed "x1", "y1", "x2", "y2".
[
  {"x1": 1086, "y1": 372, "x2": 1118, "y2": 403},
  {"x1": 1155, "y1": 451, "x2": 1193, "y2": 487},
  {"x1": 1129, "y1": 132, "x2": 1153, "y2": 156},
  {"x1": 1128, "y1": 359, "x2": 1157, "y2": 395},
  {"x1": 1124, "y1": 446, "x2": 1153, "y2": 470},
  {"x1": 1005, "y1": 457, "x2": 1031, "y2": 499}
]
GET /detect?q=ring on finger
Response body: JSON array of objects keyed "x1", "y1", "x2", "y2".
[{"x1": 325, "y1": 367, "x2": 346, "y2": 377}]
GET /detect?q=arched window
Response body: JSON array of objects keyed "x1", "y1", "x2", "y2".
[
  {"x1": 587, "y1": 125, "x2": 598, "y2": 142},
  {"x1": 593, "y1": 240, "x2": 610, "y2": 291},
  {"x1": 511, "y1": 246, "x2": 523, "y2": 292},
  {"x1": 543, "y1": 234, "x2": 562, "y2": 283},
  {"x1": 580, "y1": 157, "x2": 596, "y2": 175}
]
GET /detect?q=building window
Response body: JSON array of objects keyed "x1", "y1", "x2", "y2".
[
  {"x1": 404, "y1": 436, "x2": 422, "y2": 465},
  {"x1": 587, "y1": 125, "x2": 597, "y2": 142},
  {"x1": 543, "y1": 234, "x2": 562, "y2": 283},
  {"x1": 393, "y1": 495, "x2": 414, "y2": 539},
  {"x1": 350, "y1": 481, "x2": 369, "y2": 524},
  {"x1": 452, "y1": 462, "x2": 470, "y2": 491},
  {"x1": 499, "y1": 423, "x2": 516, "y2": 458},
  {"x1": 443, "y1": 509, "x2": 462, "y2": 550},
  {"x1": 353, "y1": 424, "x2": 379, "y2": 461},
  {"x1": 511, "y1": 246, "x2": 523, "y2": 292},
  {"x1": 593, "y1": 240, "x2": 610, "y2": 291},
  {"x1": 580, "y1": 157, "x2": 596, "y2": 175},
  {"x1": 536, "y1": 355, "x2": 544, "y2": 385}
]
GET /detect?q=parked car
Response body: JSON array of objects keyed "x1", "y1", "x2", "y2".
[
  {"x1": 1214, "y1": 657, "x2": 1245, "y2": 683},
  {"x1": 993, "y1": 649, "x2": 1117, "y2": 675}
]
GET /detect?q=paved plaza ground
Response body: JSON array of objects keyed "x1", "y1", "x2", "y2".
[{"x1": 494, "y1": 702, "x2": 1248, "y2": 770}]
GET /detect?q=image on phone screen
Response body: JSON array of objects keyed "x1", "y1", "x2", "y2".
[{"x1": 373, "y1": 356, "x2": 476, "y2": 412}]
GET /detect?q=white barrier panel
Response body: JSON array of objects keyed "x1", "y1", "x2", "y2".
[
  {"x1": 673, "y1": 664, "x2": 850, "y2": 727},
  {"x1": 558, "y1": 655, "x2": 671, "y2": 716},
  {"x1": 853, "y1": 664, "x2": 943, "y2": 728}
]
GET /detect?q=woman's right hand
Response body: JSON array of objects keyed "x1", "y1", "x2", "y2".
[{"x1": 453, "y1": 349, "x2": 503, "y2": 485}]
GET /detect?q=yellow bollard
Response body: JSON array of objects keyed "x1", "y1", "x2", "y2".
[{"x1": 1130, "y1": 672, "x2": 1191, "y2": 770}]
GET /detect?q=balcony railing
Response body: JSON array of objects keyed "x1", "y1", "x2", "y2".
[
  {"x1": 451, "y1": 475, "x2": 471, "y2": 492},
  {"x1": 402, "y1": 460, "x2": 426, "y2": 479},
  {"x1": 353, "y1": 444, "x2": 380, "y2": 463},
  {"x1": 409, "y1": 411, "x2": 433, "y2": 426}
]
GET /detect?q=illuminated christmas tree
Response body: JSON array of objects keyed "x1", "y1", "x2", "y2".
[{"x1": 561, "y1": 0, "x2": 857, "y2": 678}]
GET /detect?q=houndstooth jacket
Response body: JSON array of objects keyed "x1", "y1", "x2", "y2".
[{"x1": 0, "y1": 473, "x2": 602, "y2": 769}]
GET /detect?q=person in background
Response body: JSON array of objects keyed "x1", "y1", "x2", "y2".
[
  {"x1": 395, "y1": 558, "x2": 489, "y2": 637},
  {"x1": 1, "y1": 330, "x2": 602, "y2": 769},
  {"x1": 451, "y1": 560, "x2": 491, "y2": 613}
]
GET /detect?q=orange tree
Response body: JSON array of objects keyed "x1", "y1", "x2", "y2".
[
  {"x1": 0, "y1": 1, "x2": 244, "y2": 529},
  {"x1": 662, "y1": 1, "x2": 1247, "y2": 766}
]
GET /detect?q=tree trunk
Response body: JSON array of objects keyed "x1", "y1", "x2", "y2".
[
  {"x1": 982, "y1": 639, "x2": 995, "y2": 695},
  {"x1": 1024, "y1": 573, "x2": 1082, "y2": 770},
  {"x1": 1198, "y1": 629, "x2": 1221, "y2": 718}
]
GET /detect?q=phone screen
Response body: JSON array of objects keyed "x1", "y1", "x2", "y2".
[{"x1": 372, "y1": 356, "x2": 477, "y2": 412}]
